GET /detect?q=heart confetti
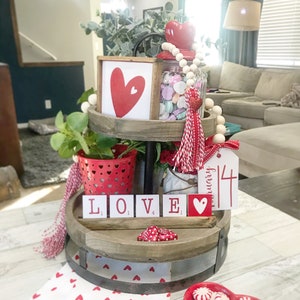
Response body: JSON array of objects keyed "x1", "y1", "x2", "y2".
[{"x1": 137, "y1": 225, "x2": 178, "y2": 242}]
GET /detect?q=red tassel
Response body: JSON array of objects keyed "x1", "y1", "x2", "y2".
[
  {"x1": 174, "y1": 87, "x2": 205, "y2": 173},
  {"x1": 35, "y1": 162, "x2": 82, "y2": 259}
]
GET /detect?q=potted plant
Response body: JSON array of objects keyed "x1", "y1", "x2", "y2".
[{"x1": 50, "y1": 88, "x2": 144, "y2": 195}]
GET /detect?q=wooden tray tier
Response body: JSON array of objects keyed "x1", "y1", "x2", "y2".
[
  {"x1": 88, "y1": 108, "x2": 217, "y2": 142},
  {"x1": 65, "y1": 191, "x2": 231, "y2": 263}
]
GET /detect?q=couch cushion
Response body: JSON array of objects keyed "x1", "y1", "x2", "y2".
[
  {"x1": 219, "y1": 61, "x2": 262, "y2": 92},
  {"x1": 231, "y1": 122, "x2": 300, "y2": 176},
  {"x1": 264, "y1": 106, "x2": 300, "y2": 125},
  {"x1": 222, "y1": 96, "x2": 278, "y2": 119},
  {"x1": 255, "y1": 69, "x2": 300, "y2": 100}
]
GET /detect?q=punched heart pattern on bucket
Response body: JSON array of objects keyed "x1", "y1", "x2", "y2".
[{"x1": 110, "y1": 67, "x2": 145, "y2": 117}]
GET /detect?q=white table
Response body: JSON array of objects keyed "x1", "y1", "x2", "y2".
[{"x1": 1, "y1": 190, "x2": 300, "y2": 300}]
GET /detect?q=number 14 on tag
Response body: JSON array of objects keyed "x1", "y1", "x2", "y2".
[{"x1": 198, "y1": 148, "x2": 239, "y2": 210}]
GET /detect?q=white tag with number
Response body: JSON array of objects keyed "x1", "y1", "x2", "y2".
[{"x1": 198, "y1": 148, "x2": 239, "y2": 210}]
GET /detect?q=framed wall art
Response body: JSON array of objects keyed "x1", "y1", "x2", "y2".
[{"x1": 97, "y1": 56, "x2": 163, "y2": 120}]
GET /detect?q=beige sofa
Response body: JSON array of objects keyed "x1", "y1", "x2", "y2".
[
  {"x1": 205, "y1": 61, "x2": 300, "y2": 177},
  {"x1": 206, "y1": 61, "x2": 300, "y2": 129}
]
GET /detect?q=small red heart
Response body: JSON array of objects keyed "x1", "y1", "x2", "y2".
[
  {"x1": 93, "y1": 286, "x2": 101, "y2": 291},
  {"x1": 149, "y1": 266, "x2": 155, "y2": 272},
  {"x1": 160, "y1": 278, "x2": 166, "y2": 283},
  {"x1": 105, "y1": 298, "x2": 110, "y2": 300},
  {"x1": 133, "y1": 275, "x2": 141, "y2": 281},
  {"x1": 110, "y1": 67, "x2": 145, "y2": 118},
  {"x1": 75, "y1": 295, "x2": 83, "y2": 300},
  {"x1": 189, "y1": 96, "x2": 203, "y2": 111},
  {"x1": 70, "y1": 278, "x2": 77, "y2": 283},
  {"x1": 32, "y1": 293, "x2": 40, "y2": 299},
  {"x1": 112, "y1": 289, "x2": 121, "y2": 294},
  {"x1": 51, "y1": 287, "x2": 57, "y2": 291},
  {"x1": 167, "y1": 292, "x2": 171, "y2": 297},
  {"x1": 103, "y1": 264, "x2": 110, "y2": 269},
  {"x1": 165, "y1": 21, "x2": 196, "y2": 49},
  {"x1": 75, "y1": 254, "x2": 79, "y2": 260},
  {"x1": 123, "y1": 265, "x2": 132, "y2": 271},
  {"x1": 56, "y1": 272, "x2": 63, "y2": 278},
  {"x1": 111, "y1": 274, "x2": 118, "y2": 280}
]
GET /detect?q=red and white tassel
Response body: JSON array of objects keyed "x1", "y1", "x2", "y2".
[
  {"x1": 173, "y1": 87, "x2": 205, "y2": 173},
  {"x1": 35, "y1": 162, "x2": 82, "y2": 259}
]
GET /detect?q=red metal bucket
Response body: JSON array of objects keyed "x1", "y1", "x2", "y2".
[{"x1": 78, "y1": 145, "x2": 137, "y2": 195}]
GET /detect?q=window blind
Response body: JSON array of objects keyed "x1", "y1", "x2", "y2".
[{"x1": 256, "y1": 0, "x2": 300, "y2": 68}]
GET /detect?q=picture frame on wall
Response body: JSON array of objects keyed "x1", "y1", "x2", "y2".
[
  {"x1": 97, "y1": 56, "x2": 163, "y2": 120},
  {"x1": 143, "y1": 7, "x2": 163, "y2": 21}
]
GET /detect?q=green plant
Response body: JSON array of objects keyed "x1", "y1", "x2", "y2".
[
  {"x1": 80, "y1": 3, "x2": 184, "y2": 56},
  {"x1": 50, "y1": 88, "x2": 144, "y2": 160}
]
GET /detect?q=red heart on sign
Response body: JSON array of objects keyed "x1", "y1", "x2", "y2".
[
  {"x1": 165, "y1": 21, "x2": 195, "y2": 49},
  {"x1": 110, "y1": 67, "x2": 145, "y2": 117}
]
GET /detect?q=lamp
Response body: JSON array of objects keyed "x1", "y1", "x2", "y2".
[{"x1": 223, "y1": 0, "x2": 261, "y2": 64}]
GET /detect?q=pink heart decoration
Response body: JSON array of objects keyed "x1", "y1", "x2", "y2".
[
  {"x1": 165, "y1": 21, "x2": 196, "y2": 49},
  {"x1": 110, "y1": 67, "x2": 145, "y2": 118}
]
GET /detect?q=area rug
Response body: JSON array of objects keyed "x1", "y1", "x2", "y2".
[{"x1": 19, "y1": 128, "x2": 73, "y2": 188}]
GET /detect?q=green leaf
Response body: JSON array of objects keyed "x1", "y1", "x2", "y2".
[
  {"x1": 77, "y1": 87, "x2": 95, "y2": 104},
  {"x1": 66, "y1": 112, "x2": 88, "y2": 132},
  {"x1": 54, "y1": 111, "x2": 65, "y2": 130},
  {"x1": 50, "y1": 132, "x2": 66, "y2": 151},
  {"x1": 95, "y1": 134, "x2": 118, "y2": 149},
  {"x1": 57, "y1": 141, "x2": 75, "y2": 158}
]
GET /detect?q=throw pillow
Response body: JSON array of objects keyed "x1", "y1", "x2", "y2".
[
  {"x1": 219, "y1": 61, "x2": 262, "y2": 92},
  {"x1": 255, "y1": 70, "x2": 300, "y2": 100},
  {"x1": 281, "y1": 83, "x2": 300, "y2": 108}
]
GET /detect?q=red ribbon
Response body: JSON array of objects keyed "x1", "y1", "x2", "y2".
[{"x1": 203, "y1": 139, "x2": 239, "y2": 165}]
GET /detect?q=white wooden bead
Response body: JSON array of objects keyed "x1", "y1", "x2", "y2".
[
  {"x1": 216, "y1": 115, "x2": 226, "y2": 125},
  {"x1": 190, "y1": 64, "x2": 198, "y2": 72},
  {"x1": 88, "y1": 93, "x2": 97, "y2": 105},
  {"x1": 182, "y1": 65, "x2": 190, "y2": 74},
  {"x1": 212, "y1": 105, "x2": 222, "y2": 115},
  {"x1": 205, "y1": 98, "x2": 214, "y2": 109},
  {"x1": 179, "y1": 59, "x2": 187, "y2": 67},
  {"x1": 193, "y1": 58, "x2": 201, "y2": 66},
  {"x1": 216, "y1": 124, "x2": 226, "y2": 134},
  {"x1": 186, "y1": 78, "x2": 195, "y2": 87},
  {"x1": 81, "y1": 101, "x2": 90, "y2": 113},
  {"x1": 176, "y1": 53, "x2": 184, "y2": 61},
  {"x1": 213, "y1": 133, "x2": 225, "y2": 144},
  {"x1": 172, "y1": 48, "x2": 180, "y2": 56},
  {"x1": 186, "y1": 71, "x2": 195, "y2": 79}
]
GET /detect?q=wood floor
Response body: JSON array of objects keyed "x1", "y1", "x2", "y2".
[{"x1": 239, "y1": 167, "x2": 300, "y2": 220}]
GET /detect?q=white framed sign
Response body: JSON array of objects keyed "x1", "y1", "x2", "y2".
[{"x1": 97, "y1": 56, "x2": 162, "y2": 120}]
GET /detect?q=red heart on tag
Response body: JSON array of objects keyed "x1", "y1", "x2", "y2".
[
  {"x1": 165, "y1": 21, "x2": 195, "y2": 49},
  {"x1": 93, "y1": 286, "x2": 101, "y2": 291},
  {"x1": 133, "y1": 275, "x2": 141, "y2": 281},
  {"x1": 110, "y1": 67, "x2": 145, "y2": 117},
  {"x1": 111, "y1": 274, "x2": 118, "y2": 280}
]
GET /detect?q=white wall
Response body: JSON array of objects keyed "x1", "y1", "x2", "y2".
[{"x1": 14, "y1": 0, "x2": 101, "y2": 89}]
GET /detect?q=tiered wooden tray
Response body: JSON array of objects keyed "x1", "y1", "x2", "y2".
[{"x1": 65, "y1": 109, "x2": 230, "y2": 294}]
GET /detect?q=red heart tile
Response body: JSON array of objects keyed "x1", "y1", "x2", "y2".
[
  {"x1": 133, "y1": 275, "x2": 141, "y2": 281},
  {"x1": 123, "y1": 265, "x2": 132, "y2": 271}
]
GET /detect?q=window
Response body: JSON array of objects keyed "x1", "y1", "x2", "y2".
[
  {"x1": 184, "y1": 0, "x2": 222, "y2": 64},
  {"x1": 257, "y1": 0, "x2": 300, "y2": 68}
]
